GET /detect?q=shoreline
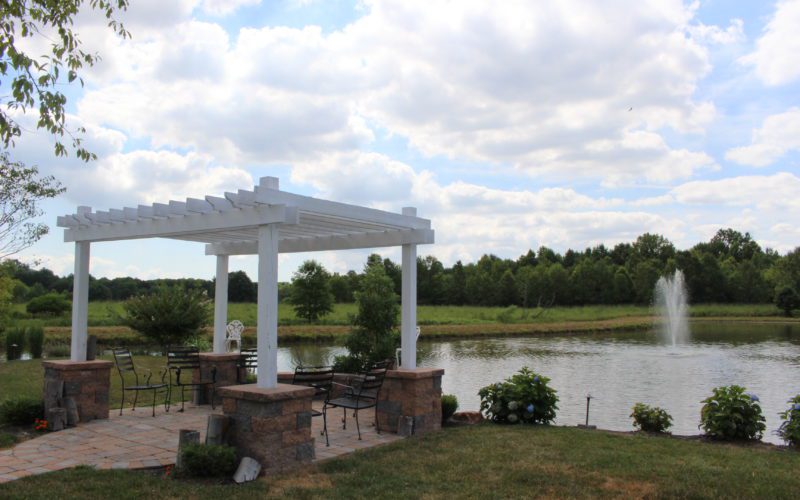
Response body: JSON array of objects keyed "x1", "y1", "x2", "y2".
[{"x1": 36, "y1": 315, "x2": 800, "y2": 346}]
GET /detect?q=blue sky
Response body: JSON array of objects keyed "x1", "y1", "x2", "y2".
[{"x1": 7, "y1": 0, "x2": 800, "y2": 281}]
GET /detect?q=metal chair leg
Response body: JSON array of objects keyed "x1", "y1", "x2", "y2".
[
  {"x1": 323, "y1": 407, "x2": 330, "y2": 447},
  {"x1": 180, "y1": 386, "x2": 186, "y2": 412},
  {"x1": 355, "y1": 409, "x2": 362, "y2": 440},
  {"x1": 375, "y1": 405, "x2": 380, "y2": 434},
  {"x1": 132, "y1": 389, "x2": 139, "y2": 412},
  {"x1": 151, "y1": 388, "x2": 157, "y2": 417},
  {"x1": 120, "y1": 390, "x2": 125, "y2": 416},
  {"x1": 165, "y1": 385, "x2": 171, "y2": 413},
  {"x1": 342, "y1": 407, "x2": 347, "y2": 429}
]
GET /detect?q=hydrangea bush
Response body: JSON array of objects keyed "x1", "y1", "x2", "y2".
[
  {"x1": 478, "y1": 367, "x2": 558, "y2": 424},
  {"x1": 630, "y1": 403, "x2": 672, "y2": 433},
  {"x1": 699, "y1": 385, "x2": 765, "y2": 441},
  {"x1": 777, "y1": 395, "x2": 800, "y2": 447}
]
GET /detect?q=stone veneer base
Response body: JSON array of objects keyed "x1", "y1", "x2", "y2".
[
  {"x1": 376, "y1": 368, "x2": 444, "y2": 436},
  {"x1": 218, "y1": 383, "x2": 316, "y2": 476},
  {"x1": 194, "y1": 353, "x2": 243, "y2": 405},
  {"x1": 43, "y1": 360, "x2": 112, "y2": 423}
]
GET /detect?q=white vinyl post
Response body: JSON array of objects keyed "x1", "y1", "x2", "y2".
[
  {"x1": 256, "y1": 224, "x2": 279, "y2": 388},
  {"x1": 70, "y1": 239, "x2": 91, "y2": 361},
  {"x1": 213, "y1": 254, "x2": 229, "y2": 354},
  {"x1": 400, "y1": 207, "x2": 418, "y2": 369}
]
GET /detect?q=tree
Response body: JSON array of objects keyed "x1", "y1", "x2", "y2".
[
  {"x1": 1, "y1": 2, "x2": 130, "y2": 258},
  {"x1": 775, "y1": 287, "x2": 800, "y2": 317},
  {"x1": 631, "y1": 233, "x2": 675, "y2": 266},
  {"x1": 288, "y1": 260, "x2": 334, "y2": 323},
  {"x1": 336, "y1": 264, "x2": 400, "y2": 370},
  {"x1": 122, "y1": 286, "x2": 211, "y2": 353},
  {"x1": 498, "y1": 269, "x2": 518, "y2": 306},
  {"x1": 0, "y1": 0, "x2": 129, "y2": 160},
  {"x1": 227, "y1": 271, "x2": 256, "y2": 302},
  {"x1": 0, "y1": 155, "x2": 64, "y2": 258}
]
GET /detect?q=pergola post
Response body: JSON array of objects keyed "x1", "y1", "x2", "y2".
[
  {"x1": 70, "y1": 239, "x2": 90, "y2": 362},
  {"x1": 213, "y1": 254, "x2": 229, "y2": 353},
  {"x1": 256, "y1": 223, "x2": 279, "y2": 388},
  {"x1": 400, "y1": 207, "x2": 418, "y2": 369}
]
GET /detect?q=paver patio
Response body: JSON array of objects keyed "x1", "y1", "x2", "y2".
[{"x1": 0, "y1": 402, "x2": 400, "y2": 483}]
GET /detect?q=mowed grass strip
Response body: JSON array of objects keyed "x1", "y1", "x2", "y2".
[
  {"x1": 10, "y1": 301, "x2": 787, "y2": 331},
  {"x1": 1, "y1": 425, "x2": 799, "y2": 499}
]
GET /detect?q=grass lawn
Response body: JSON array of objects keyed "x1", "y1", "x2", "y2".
[{"x1": 1, "y1": 425, "x2": 799, "y2": 498}]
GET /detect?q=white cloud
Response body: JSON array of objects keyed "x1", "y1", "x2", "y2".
[
  {"x1": 740, "y1": 0, "x2": 800, "y2": 86},
  {"x1": 68, "y1": 0, "x2": 721, "y2": 184},
  {"x1": 669, "y1": 172, "x2": 800, "y2": 210},
  {"x1": 725, "y1": 107, "x2": 800, "y2": 167},
  {"x1": 200, "y1": 0, "x2": 261, "y2": 16}
]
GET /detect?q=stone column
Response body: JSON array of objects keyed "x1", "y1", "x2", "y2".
[
  {"x1": 193, "y1": 353, "x2": 244, "y2": 406},
  {"x1": 377, "y1": 368, "x2": 444, "y2": 436},
  {"x1": 43, "y1": 360, "x2": 112, "y2": 423},
  {"x1": 219, "y1": 383, "x2": 315, "y2": 476}
]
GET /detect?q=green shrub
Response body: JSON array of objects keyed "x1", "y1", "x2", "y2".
[
  {"x1": 700, "y1": 385, "x2": 765, "y2": 441},
  {"x1": 27, "y1": 325, "x2": 44, "y2": 359},
  {"x1": 630, "y1": 403, "x2": 672, "y2": 433},
  {"x1": 496, "y1": 306, "x2": 517, "y2": 324},
  {"x1": 26, "y1": 293, "x2": 70, "y2": 316},
  {"x1": 122, "y1": 285, "x2": 210, "y2": 352},
  {"x1": 777, "y1": 395, "x2": 800, "y2": 447},
  {"x1": 441, "y1": 394, "x2": 459, "y2": 423},
  {"x1": 332, "y1": 354, "x2": 366, "y2": 374},
  {"x1": 46, "y1": 343, "x2": 71, "y2": 358},
  {"x1": 179, "y1": 443, "x2": 237, "y2": 477},
  {"x1": 479, "y1": 367, "x2": 558, "y2": 424},
  {"x1": 0, "y1": 397, "x2": 44, "y2": 426},
  {"x1": 3, "y1": 327, "x2": 25, "y2": 360}
]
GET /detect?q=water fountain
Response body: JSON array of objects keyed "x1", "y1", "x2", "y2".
[{"x1": 654, "y1": 270, "x2": 689, "y2": 346}]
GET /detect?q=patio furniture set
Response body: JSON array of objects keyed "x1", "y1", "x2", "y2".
[{"x1": 112, "y1": 344, "x2": 389, "y2": 446}]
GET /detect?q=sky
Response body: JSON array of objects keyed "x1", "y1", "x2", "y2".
[{"x1": 6, "y1": 0, "x2": 800, "y2": 282}]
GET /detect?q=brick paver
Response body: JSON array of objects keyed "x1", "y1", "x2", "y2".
[{"x1": 0, "y1": 403, "x2": 400, "y2": 483}]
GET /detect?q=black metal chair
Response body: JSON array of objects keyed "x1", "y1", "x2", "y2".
[
  {"x1": 322, "y1": 360, "x2": 388, "y2": 446},
  {"x1": 237, "y1": 348, "x2": 258, "y2": 383},
  {"x1": 292, "y1": 365, "x2": 334, "y2": 441},
  {"x1": 166, "y1": 346, "x2": 217, "y2": 412},
  {"x1": 112, "y1": 348, "x2": 168, "y2": 417}
]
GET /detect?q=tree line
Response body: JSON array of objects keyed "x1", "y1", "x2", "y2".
[{"x1": 2, "y1": 228, "x2": 799, "y2": 308}]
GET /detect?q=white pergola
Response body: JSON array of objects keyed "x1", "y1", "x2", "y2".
[{"x1": 57, "y1": 177, "x2": 434, "y2": 388}]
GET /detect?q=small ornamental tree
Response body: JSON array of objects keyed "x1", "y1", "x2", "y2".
[
  {"x1": 334, "y1": 264, "x2": 399, "y2": 371},
  {"x1": 775, "y1": 286, "x2": 800, "y2": 317},
  {"x1": 122, "y1": 286, "x2": 210, "y2": 352},
  {"x1": 289, "y1": 260, "x2": 334, "y2": 323}
]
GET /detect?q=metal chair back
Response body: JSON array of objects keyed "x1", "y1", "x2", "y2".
[
  {"x1": 293, "y1": 365, "x2": 334, "y2": 397},
  {"x1": 167, "y1": 346, "x2": 201, "y2": 370},
  {"x1": 112, "y1": 347, "x2": 139, "y2": 385},
  {"x1": 238, "y1": 348, "x2": 258, "y2": 382},
  {"x1": 356, "y1": 360, "x2": 388, "y2": 400}
]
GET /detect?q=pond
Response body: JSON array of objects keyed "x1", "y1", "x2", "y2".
[{"x1": 275, "y1": 321, "x2": 800, "y2": 444}]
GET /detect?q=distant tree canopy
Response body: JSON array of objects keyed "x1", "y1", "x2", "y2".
[
  {"x1": 2, "y1": 229, "x2": 800, "y2": 310},
  {"x1": 288, "y1": 260, "x2": 334, "y2": 323}
]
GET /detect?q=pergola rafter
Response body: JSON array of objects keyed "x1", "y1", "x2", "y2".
[{"x1": 57, "y1": 177, "x2": 434, "y2": 389}]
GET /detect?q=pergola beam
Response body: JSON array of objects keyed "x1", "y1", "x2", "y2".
[
  {"x1": 64, "y1": 204, "x2": 296, "y2": 242},
  {"x1": 204, "y1": 228, "x2": 434, "y2": 255}
]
